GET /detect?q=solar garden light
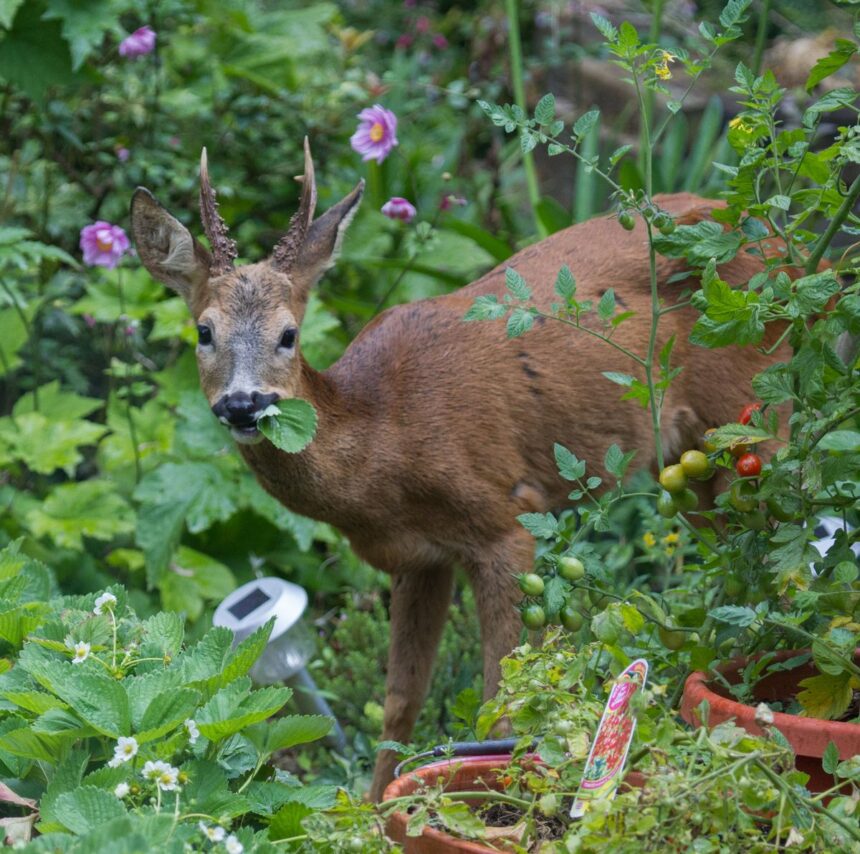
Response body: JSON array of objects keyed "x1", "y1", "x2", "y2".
[{"x1": 214, "y1": 577, "x2": 347, "y2": 752}]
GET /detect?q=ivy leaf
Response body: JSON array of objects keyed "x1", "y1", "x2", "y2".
[
  {"x1": 257, "y1": 398, "x2": 318, "y2": 454},
  {"x1": 26, "y1": 481, "x2": 134, "y2": 550}
]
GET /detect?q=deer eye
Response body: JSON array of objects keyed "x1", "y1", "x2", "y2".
[
  {"x1": 279, "y1": 327, "x2": 297, "y2": 350},
  {"x1": 196, "y1": 324, "x2": 213, "y2": 346}
]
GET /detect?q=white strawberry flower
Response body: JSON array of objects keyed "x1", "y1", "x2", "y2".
[
  {"x1": 70, "y1": 641, "x2": 91, "y2": 664},
  {"x1": 143, "y1": 759, "x2": 180, "y2": 791},
  {"x1": 94, "y1": 591, "x2": 118, "y2": 615},
  {"x1": 114, "y1": 782, "x2": 130, "y2": 798},
  {"x1": 184, "y1": 718, "x2": 200, "y2": 744},
  {"x1": 108, "y1": 736, "x2": 139, "y2": 767},
  {"x1": 199, "y1": 822, "x2": 226, "y2": 842},
  {"x1": 225, "y1": 835, "x2": 243, "y2": 854}
]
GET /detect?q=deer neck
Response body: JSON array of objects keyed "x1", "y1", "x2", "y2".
[{"x1": 237, "y1": 355, "x2": 372, "y2": 525}]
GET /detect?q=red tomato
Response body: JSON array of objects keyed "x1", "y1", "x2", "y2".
[
  {"x1": 739, "y1": 403, "x2": 761, "y2": 425},
  {"x1": 735, "y1": 452, "x2": 763, "y2": 478}
]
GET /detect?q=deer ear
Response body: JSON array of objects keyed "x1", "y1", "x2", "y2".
[
  {"x1": 130, "y1": 187, "x2": 212, "y2": 303},
  {"x1": 289, "y1": 180, "x2": 364, "y2": 300}
]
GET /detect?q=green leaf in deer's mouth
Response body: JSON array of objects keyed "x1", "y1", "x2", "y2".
[{"x1": 257, "y1": 399, "x2": 318, "y2": 453}]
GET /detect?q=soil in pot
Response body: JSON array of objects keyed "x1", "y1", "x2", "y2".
[{"x1": 681, "y1": 648, "x2": 860, "y2": 792}]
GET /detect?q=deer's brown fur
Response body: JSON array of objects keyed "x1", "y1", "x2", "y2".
[{"x1": 131, "y1": 150, "x2": 786, "y2": 799}]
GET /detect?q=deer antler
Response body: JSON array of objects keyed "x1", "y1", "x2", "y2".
[
  {"x1": 199, "y1": 147, "x2": 238, "y2": 277},
  {"x1": 270, "y1": 137, "x2": 318, "y2": 272}
]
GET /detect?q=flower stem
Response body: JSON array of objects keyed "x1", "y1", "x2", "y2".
[{"x1": 505, "y1": 0, "x2": 546, "y2": 238}]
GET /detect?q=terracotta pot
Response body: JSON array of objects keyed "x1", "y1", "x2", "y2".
[
  {"x1": 382, "y1": 754, "x2": 645, "y2": 853},
  {"x1": 680, "y1": 648, "x2": 860, "y2": 792}
]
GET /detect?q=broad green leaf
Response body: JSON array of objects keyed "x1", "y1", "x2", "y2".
[
  {"x1": 42, "y1": 0, "x2": 114, "y2": 70},
  {"x1": 245, "y1": 714, "x2": 332, "y2": 756},
  {"x1": 506, "y1": 307, "x2": 534, "y2": 338},
  {"x1": 790, "y1": 271, "x2": 840, "y2": 318},
  {"x1": 269, "y1": 801, "x2": 313, "y2": 842},
  {"x1": 0, "y1": 0, "x2": 24, "y2": 28},
  {"x1": 822, "y1": 740, "x2": 840, "y2": 774},
  {"x1": 25, "y1": 481, "x2": 134, "y2": 549},
  {"x1": 12, "y1": 380, "x2": 102, "y2": 420},
  {"x1": 126, "y1": 669, "x2": 185, "y2": 730},
  {"x1": 137, "y1": 688, "x2": 200, "y2": 743},
  {"x1": 0, "y1": 726, "x2": 69, "y2": 762},
  {"x1": 216, "y1": 620, "x2": 275, "y2": 689},
  {"x1": 1, "y1": 689, "x2": 67, "y2": 715},
  {"x1": 818, "y1": 430, "x2": 860, "y2": 452},
  {"x1": 597, "y1": 288, "x2": 616, "y2": 321},
  {"x1": 806, "y1": 39, "x2": 857, "y2": 92},
  {"x1": 52, "y1": 786, "x2": 126, "y2": 835},
  {"x1": 604, "y1": 444, "x2": 636, "y2": 478},
  {"x1": 171, "y1": 546, "x2": 236, "y2": 600},
  {"x1": 182, "y1": 759, "x2": 250, "y2": 819},
  {"x1": 534, "y1": 93, "x2": 555, "y2": 125},
  {"x1": 257, "y1": 398, "x2": 318, "y2": 454},
  {"x1": 654, "y1": 221, "x2": 742, "y2": 265},
  {"x1": 0, "y1": 411, "x2": 107, "y2": 475},
  {"x1": 542, "y1": 575, "x2": 567, "y2": 617},
  {"x1": 196, "y1": 679, "x2": 292, "y2": 743},
  {"x1": 573, "y1": 109, "x2": 599, "y2": 138}
]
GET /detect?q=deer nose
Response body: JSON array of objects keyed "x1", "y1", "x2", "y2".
[{"x1": 212, "y1": 391, "x2": 279, "y2": 426}]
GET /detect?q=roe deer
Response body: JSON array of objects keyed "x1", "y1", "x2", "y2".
[{"x1": 130, "y1": 140, "x2": 785, "y2": 799}]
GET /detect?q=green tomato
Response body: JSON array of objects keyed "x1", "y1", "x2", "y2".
[
  {"x1": 618, "y1": 211, "x2": 635, "y2": 231},
  {"x1": 560, "y1": 605, "x2": 584, "y2": 632},
  {"x1": 724, "y1": 575, "x2": 744, "y2": 598},
  {"x1": 766, "y1": 496, "x2": 799, "y2": 523},
  {"x1": 659, "y1": 464, "x2": 688, "y2": 495},
  {"x1": 658, "y1": 217, "x2": 676, "y2": 236},
  {"x1": 729, "y1": 480, "x2": 758, "y2": 513},
  {"x1": 519, "y1": 573, "x2": 545, "y2": 597},
  {"x1": 742, "y1": 509, "x2": 768, "y2": 530},
  {"x1": 521, "y1": 604, "x2": 546, "y2": 630},
  {"x1": 680, "y1": 450, "x2": 713, "y2": 480},
  {"x1": 674, "y1": 488, "x2": 699, "y2": 513},
  {"x1": 558, "y1": 555, "x2": 585, "y2": 581},
  {"x1": 658, "y1": 627, "x2": 686, "y2": 650},
  {"x1": 656, "y1": 490, "x2": 678, "y2": 518}
]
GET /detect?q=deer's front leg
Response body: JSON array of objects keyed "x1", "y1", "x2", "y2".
[
  {"x1": 466, "y1": 527, "x2": 533, "y2": 702},
  {"x1": 369, "y1": 563, "x2": 455, "y2": 801}
]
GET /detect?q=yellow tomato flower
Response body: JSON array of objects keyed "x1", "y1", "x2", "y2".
[
  {"x1": 655, "y1": 50, "x2": 676, "y2": 80},
  {"x1": 663, "y1": 531, "x2": 680, "y2": 545},
  {"x1": 643, "y1": 531, "x2": 657, "y2": 548}
]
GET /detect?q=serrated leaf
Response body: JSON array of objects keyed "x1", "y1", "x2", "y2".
[
  {"x1": 543, "y1": 575, "x2": 567, "y2": 616},
  {"x1": 257, "y1": 398, "x2": 318, "y2": 454},
  {"x1": 53, "y1": 785, "x2": 126, "y2": 835},
  {"x1": 270, "y1": 801, "x2": 313, "y2": 842},
  {"x1": 534, "y1": 93, "x2": 555, "y2": 124},
  {"x1": 818, "y1": 430, "x2": 860, "y2": 452},
  {"x1": 137, "y1": 688, "x2": 200, "y2": 743},
  {"x1": 464, "y1": 294, "x2": 507, "y2": 322},
  {"x1": 709, "y1": 605, "x2": 757, "y2": 627},
  {"x1": 554, "y1": 443, "x2": 586, "y2": 481},
  {"x1": 196, "y1": 678, "x2": 292, "y2": 743},
  {"x1": 573, "y1": 109, "x2": 599, "y2": 139},
  {"x1": 517, "y1": 512, "x2": 557, "y2": 539},
  {"x1": 597, "y1": 288, "x2": 616, "y2": 321},
  {"x1": 806, "y1": 39, "x2": 857, "y2": 92},
  {"x1": 245, "y1": 715, "x2": 332, "y2": 756},
  {"x1": 602, "y1": 371, "x2": 634, "y2": 387},
  {"x1": 554, "y1": 265, "x2": 576, "y2": 299},
  {"x1": 590, "y1": 12, "x2": 617, "y2": 42},
  {"x1": 796, "y1": 672, "x2": 852, "y2": 720},
  {"x1": 604, "y1": 444, "x2": 635, "y2": 478},
  {"x1": 520, "y1": 130, "x2": 537, "y2": 154},
  {"x1": 505, "y1": 267, "x2": 531, "y2": 301},
  {"x1": 506, "y1": 307, "x2": 534, "y2": 338},
  {"x1": 822, "y1": 740, "x2": 840, "y2": 774}
]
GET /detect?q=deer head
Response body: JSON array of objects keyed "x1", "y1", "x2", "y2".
[{"x1": 130, "y1": 140, "x2": 364, "y2": 444}]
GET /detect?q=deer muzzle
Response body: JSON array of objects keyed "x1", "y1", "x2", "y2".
[{"x1": 212, "y1": 390, "x2": 280, "y2": 443}]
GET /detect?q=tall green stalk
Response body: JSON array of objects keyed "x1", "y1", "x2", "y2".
[{"x1": 505, "y1": 0, "x2": 547, "y2": 238}]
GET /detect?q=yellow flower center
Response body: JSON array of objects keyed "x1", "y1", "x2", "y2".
[{"x1": 369, "y1": 122, "x2": 384, "y2": 142}]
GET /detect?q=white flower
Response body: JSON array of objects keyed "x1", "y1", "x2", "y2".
[
  {"x1": 198, "y1": 822, "x2": 226, "y2": 842},
  {"x1": 94, "y1": 591, "x2": 117, "y2": 615},
  {"x1": 184, "y1": 718, "x2": 200, "y2": 744},
  {"x1": 754, "y1": 702, "x2": 775, "y2": 726},
  {"x1": 143, "y1": 759, "x2": 180, "y2": 791},
  {"x1": 224, "y1": 835, "x2": 243, "y2": 854},
  {"x1": 70, "y1": 641, "x2": 91, "y2": 664},
  {"x1": 114, "y1": 782, "x2": 130, "y2": 798},
  {"x1": 107, "y1": 736, "x2": 139, "y2": 768},
  {"x1": 786, "y1": 827, "x2": 805, "y2": 847}
]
